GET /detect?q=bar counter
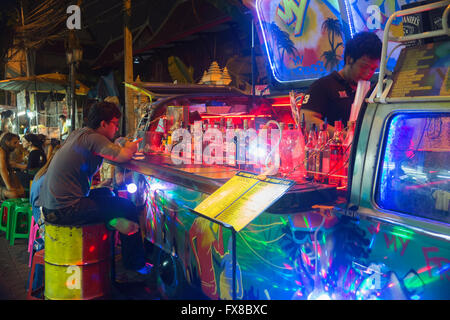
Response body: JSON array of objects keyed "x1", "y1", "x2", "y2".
[{"x1": 112, "y1": 152, "x2": 339, "y2": 213}]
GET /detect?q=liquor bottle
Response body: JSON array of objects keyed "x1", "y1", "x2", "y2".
[
  {"x1": 342, "y1": 120, "x2": 355, "y2": 188},
  {"x1": 242, "y1": 119, "x2": 251, "y2": 170},
  {"x1": 234, "y1": 121, "x2": 243, "y2": 168},
  {"x1": 202, "y1": 121, "x2": 210, "y2": 165},
  {"x1": 193, "y1": 121, "x2": 203, "y2": 164},
  {"x1": 329, "y1": 121, "x2": 344, "y2": 186},
  {"x1": 304, "y1": 124, "x2": 317, "y2": 180},
  {"x1": 315, "y1": 123, "x2": 330, "y2": 183},
  {"x1": 165, "y1": 132, "x2": 172, "y2": 154},
  {"x1": 285, "y1": 123, "x2": 295, "y2": 174},
  {"x1": 300, "y1": 113, "x2": 306, "y2": 144},
  {"x1": 225, "y1": 118, "x2": 236, "y2": 166},
  {"x1": 290, "y1": 122, "x2": 306, "y2": 179},
  {"x1": 279, "y1": 123, "x2": 290, "y2": 174}
]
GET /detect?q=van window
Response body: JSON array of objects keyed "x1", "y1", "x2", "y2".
[{"x1": 376, "y1": 113, "x2": 449, "y2": 223}]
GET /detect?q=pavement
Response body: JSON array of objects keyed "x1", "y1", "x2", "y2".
[{"x1": 0, "y1": 229, "x2": 161, "y2": 300}]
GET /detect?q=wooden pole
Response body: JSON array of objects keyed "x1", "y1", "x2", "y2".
[
  {"x1": 124, "y1": 0, "x2": 134, "y2": 136},
  {"x1": 20, "y1": 1, "x2": 29, "y2": 134}
]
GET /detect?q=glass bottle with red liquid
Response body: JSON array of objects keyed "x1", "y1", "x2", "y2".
[
  {"x1": 304, "y1": 124, "x2": 317, "y2": 180},
  {"x1": 315, "y1": 122, "x2": 330, "y2": 183},
  {"x1": 329, "y1": 120, "x2": 345, "y2": 186},
  {"x1": 280, "y1": 123, "x2": 294, "y2": 175},
  {"x1": 342, "y1": 120, "x2": 356, "y2": 188}
]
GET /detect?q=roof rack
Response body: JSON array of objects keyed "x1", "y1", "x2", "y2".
[{"x1": 372, "y1": 0, "x2": 450, "y2": 103}]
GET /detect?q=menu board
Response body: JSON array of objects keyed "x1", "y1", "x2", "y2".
[
  {"x1": 389, "y1": 42, "x2": 450, "y2": 98},
  {"x1": 194, "y1": 172, "x2": 294, "y2": 232}
]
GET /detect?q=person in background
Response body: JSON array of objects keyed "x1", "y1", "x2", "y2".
[
  {"x1": 37, "y1": 134, "x2": 49, "y2": 158},
  {"x1": 30, "y1": 144, "x2": 61, "y2": 225},
  {"x1": 38, "y1": 101, "x2": 150, "y2": 280},
  {"x1": 45, "y1": 138, "x2": 60, "y2": 161},
  {"x1": 1, "y1": 110, "x2": 14, "y2": 133},
  {"x1": 301, "y1": 31, "x2": 382, "y2": 128},
  {"x1": 9, "y1": 136, "x2": 27, "y2": 169},
  {"x1": 22, "y1": 133, "x2": 47, "y2": 174},
  {"x1": 58, "y1": 115, "x2": 69, "y2": 141},
  {"x1": 0, "y1": 133, "x2": 25, "y2": 199}
]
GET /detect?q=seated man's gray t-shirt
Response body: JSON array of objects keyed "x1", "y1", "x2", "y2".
[{"x1": 38, "y1": 127, "x2": 121, "y2": 210}]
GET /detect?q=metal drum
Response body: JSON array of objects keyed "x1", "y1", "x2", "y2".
[{"x1": 44, "y1": 222, "x2": 111, "y2": 300}]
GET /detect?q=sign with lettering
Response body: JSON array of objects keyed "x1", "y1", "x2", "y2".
[
  {"x1": 389, "y1": 42, "x2": 450, "y2": 98},
  {"x1": 194, "y1": 172, "x2": 294, "y2": 232}
]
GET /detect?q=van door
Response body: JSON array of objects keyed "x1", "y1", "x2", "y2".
[{"x1": 347, "y1": 102, "x2": 449, "y2": 299}]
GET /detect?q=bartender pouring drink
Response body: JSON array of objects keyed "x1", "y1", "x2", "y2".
[{"x1": 301, "y1": 31, "x2": 382, "y2": 128}]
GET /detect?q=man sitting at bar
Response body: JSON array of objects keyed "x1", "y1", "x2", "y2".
[
  {"x1": 38, "y1": 101, "x2": 150, "y2": 278},
  {"x1": 301, "y1": 31, "x2": 382, "y2": 128}
]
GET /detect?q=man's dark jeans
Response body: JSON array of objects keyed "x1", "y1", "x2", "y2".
[{"x1": 43, "y1": 188, "x2": 145, "y2": 270}]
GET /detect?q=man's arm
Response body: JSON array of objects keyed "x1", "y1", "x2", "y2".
[
  {"x1": 9, "y1": 160, "x2": 27, "y2": 170},
  {"x1": 301, "y1": 80, "x2": 331, "y2": 131},
  {"x1": 302, "y1": 80, "x2": 328, "y2": 119},
  {"x1": 97, "y1": 138, "x2": 142, "y2": 163},
  {"x1": 0, "y1": 149, "x2": 14, "y2": 189}
]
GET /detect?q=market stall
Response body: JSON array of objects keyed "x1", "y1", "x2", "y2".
[{"x1": 113, "y1": 0, "x2": 449, "y2": 300}]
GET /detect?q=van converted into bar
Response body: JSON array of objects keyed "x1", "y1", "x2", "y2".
[{"x1": 113, "y1": 0, "x2": 449, "y2": 300}]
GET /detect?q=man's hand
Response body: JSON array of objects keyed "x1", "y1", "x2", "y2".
[
  {"x1": 106, "y1": 138, "x2": 143, "y2": 163},
  {"x1": 123, "y1": 138, "x2": 142, "y2": 154}
]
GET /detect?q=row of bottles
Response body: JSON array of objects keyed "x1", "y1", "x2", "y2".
[
  {"x1": 156, "y1": 116, "x2": 355, "y2": 188},
  {"x1": 304, "y1": 120, "x2": 355, "y2": 188},
  {"x1": 161, "y1": 118, "x2": 266, "y2": 171}
]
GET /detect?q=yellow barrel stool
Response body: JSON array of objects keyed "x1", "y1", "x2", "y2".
[{"x1": 44, "y1": 222, "x2": 112, "y2": 300}]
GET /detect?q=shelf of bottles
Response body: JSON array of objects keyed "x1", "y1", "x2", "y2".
[{"x1": 144, "y1": 113, "x2": 355, "y2": 191}]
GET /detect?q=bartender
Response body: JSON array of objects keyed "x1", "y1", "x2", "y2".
[{"x1": 301, "y1": 31, "x2": 382, "y2": 128}]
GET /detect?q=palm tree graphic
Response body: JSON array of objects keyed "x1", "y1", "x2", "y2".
[
  {"x1": 321, "y1": 18, "x2": 343, "y2": 71},
  {"x1": 264, "y1": 22, "x2": 299, "y2": 72}
]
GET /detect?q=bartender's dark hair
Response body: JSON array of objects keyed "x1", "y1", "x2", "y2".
[
  {"x1": 86, "y1": 101, "x2": 122, "y2": 129},
  {"x1": 344, "y1": 31, "x2": 382, "y2": 65}
]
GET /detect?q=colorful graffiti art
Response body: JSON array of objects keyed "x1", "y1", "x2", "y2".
[
  {"x1": 256, "y1": 0, "x2": 424, "y2": 83},
  {"x1": 140, "y1": 174, "x2": 449, "y2": 300}
]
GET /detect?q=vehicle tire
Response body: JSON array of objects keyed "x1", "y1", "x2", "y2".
[{"x1": 155, "y1": 250, "x2": 186, "y2": 299}]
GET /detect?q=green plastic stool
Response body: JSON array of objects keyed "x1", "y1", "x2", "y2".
[
  {"x1": 1, "y1": 198, "x2": 26, "y2": 239},
  {"x1": 9, "y1": 202, "x2": 32, "y2": 246}
]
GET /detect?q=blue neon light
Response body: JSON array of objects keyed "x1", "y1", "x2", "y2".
[{"x1": 343, "y1": 0, "x2": 355, "y2": 37}]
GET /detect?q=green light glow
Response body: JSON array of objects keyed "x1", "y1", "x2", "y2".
[
  {"x1": 391, "y1": 226, "x2": 414, "y2": 240},
  {"x1": 303, "y1": 215, "x2": 310, "y2": 229}
]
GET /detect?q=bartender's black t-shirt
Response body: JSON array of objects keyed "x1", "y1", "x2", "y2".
[{"x1": 302, "y1": 71, "x2": 355, "y2": 126}]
